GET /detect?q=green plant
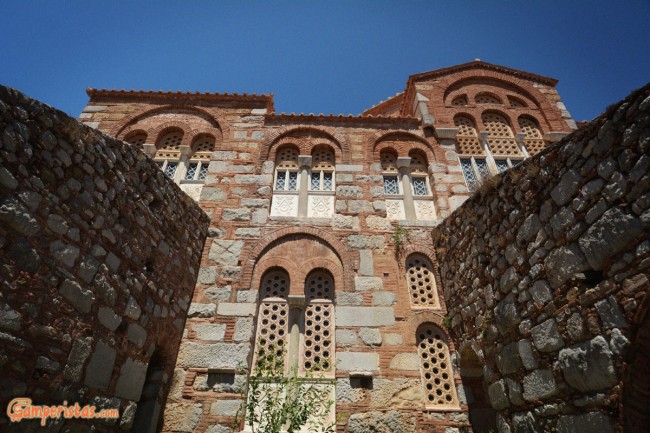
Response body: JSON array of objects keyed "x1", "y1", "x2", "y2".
[
  {"x1": 235, "y1": 346, "x2": 335, "y2": 433},
  {"x1": 391, "y1": 225, "x2": 410, "y2": 257},
  {"x1": 441, "y1": 316, "x2": 451, "y2": 330}
]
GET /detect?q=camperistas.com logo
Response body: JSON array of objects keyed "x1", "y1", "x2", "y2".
[{"x1": 7, "y1": 398, "x2": 120, "y2": 426}]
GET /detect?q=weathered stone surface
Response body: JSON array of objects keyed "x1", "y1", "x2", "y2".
[
  {"x1": 384, "y1": 333, "x2": 403, "y2": 346},
  {"x1": 336, "y1": 292, "x2": 363, "y2": 306},
  {"x1": 188, "y1": 303, "x2": 216, "y2": 318},
  {"x1": 372, "y1": 291, "x2": 396, "y2": 306},
  {"x1": 64, "y1": 336, "x2": 92, "y2": 382},
  {"x1": 98, "y1": 307, "x2": 121, "y2": 331},
  {"x1": 366, "y1": 215, "x2": 392, "y2": 230},
  {"x1": 210, "y1": 400, "x2": 242, "y2": 416},
  {"x1": 595, "y1": 296, "x2": 626, "y2": 329},
  {"x1": 127, "y1": 323, "x2": 147, "y2": 348},
  {"x1": 359, "y1": 249, "x2": 374, "y2": 276},
  {"x1": 488, "y1": 380, "x2": 509, "y2": 410},
  {"x1": 337, "y1": 352, "x2": 379, "y2": 371},
  {"x1": 193, "y1": 323, "x2": 227, "y2": 341},
  {"x1": 233, "y1": 317, "x2": 254, "y2": 342},
  {"x1": 389, "y1": 353, "x2": 420, "y2": 371},
  {"x1": 354, "y1": 276, "x2": 384, "y2": 291},
  {"x1": 518, "y1": 339, "x2": 539, "y2": 370},
  {"x1": 209, "y1": 240, "x2": 244, "y2": 266},
  {"x1": 206, "y1": 425, "x2": 232, "y2": 433},
  {"x1": 336, "y1": 185, "x2": 363, "y2": 198},
  {"x1": 496, "y1": 342, "x2": 523, "y2": 375},
  {"x1": 336, "y1": 329, "x2": 357, "y2": 346},
  {"x1": 115, "y1": 357, "x2": 148, "y2": 400},
  {"x1": 177, "y1": 342, "x2": 250, "y2": 368},
  {"x1": 359, "y1": 328, "x2": 382, "y2": 346},
  {"x1": 0, "y1": 196, "x2": 40, "y2": 236},
  {"x1": 348, "y1": 410, "x2": 416, "y2": 433},
  {"x1": 512, "y1": 411, "x2": 541, "y2": 433},
  {"x1": 0, "y1": 303, "x2": 21, "y2": 331},
  {"x1": 336, "y1": 307, "x2": 395, "y2": 327},
  {"x1": 371, "y1": 378, "x2": 423, "y2": 408},
  {"x1": 517, "y1": 214, "x2": 541, "y2": 243},
  {"x1": 336, "y1": 378, "x2": 365, "y2": 403},
  {"x1": 198, "y1": 266, "x2": 217, "y2": 285},
  {"x1": 551, "y1": 169, "x2": 581, "y2": 206},
  {"x1": 523, "y1": 370, "x2": 558, "y2": 401},
  {"x1": 579, "y1": 208, "x2": 643, "y2": 270},
  {"x1": 529, "y1": 280, "x2": 552, "y2": 305},
  {"x1": 119, "y1": 401, "x2": 138, "y2": 430},
  {"x1": 348, "y1": 235, "x2": 385, "y2": 249},
  {"x1": 59, "y1": 279, "x2": 95, "y2": 313},
  {"x1": 531, "y1": 319, "x2": 564, "y2": 353},
  {"x1": 556, "y1": 412, "x2": 614, "y2": 433},
  {"x1": 222, "y1": 208, "x2": 251, "y2": 221},
  {"x1": 494, "y1": 294, "x2": 521, "y2": 335},
  {"x1": 163, "y1": 403, "x2": 202, "y2": 432},
  {"x1": 217, "y1": 302, "x2": 255, "y2": 317},
  {"x1": 84, "y1": 340, "x2": 116, "y2": 391},
  {"x1": 544, "y1": 243, "x2": 590, "y2": 288},
  {"x1": 558, "y1": 336, "x2": 617, "y2": 392}
]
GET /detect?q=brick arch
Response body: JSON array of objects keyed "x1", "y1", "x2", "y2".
[
  {"x1": 117, "y1": 124, "x2": 153, "y2": 142},
  {"x1": 109, "y1": 104, "x2": 229, "y2": 141},
  {"x1": 369, "y1": 131, "x2": 435, "y2": 163},
  {"x1": 261, "y1": 126, "x2": 350, "y2": 163},
  {"x1": 296, "y1": 258, "x2": 344, "y2": 294},
  {"x1": 403, "y1": 311, "x2": 454, "y2": 348},
  {"x1": 474, "y1": 91, "x2": 503, "y2": 104},
  {"x1": 152, "y1": 123, "x2": 191, "y2": 148},
  {"x1": 479, "y1": 109, "x2": 515, "y2": 131},
  {"x1": 268, "y1": 137, "x2": 307, "y2": 159},
  {"x1": 250, "y1": 258, "x2": 295, "y2": 297},
  {"x1": 188, "y1": 127, "x2": 223, "y2": 146},
  {"x1": 516, "y1": 113, "x2": 547, "y2": 136},
  {"x1": 453, "y1": 112, "x2": 479, "y2": 128},
  {"x1": 239, "y1": 227, "x2": 356, "y2": 294}
]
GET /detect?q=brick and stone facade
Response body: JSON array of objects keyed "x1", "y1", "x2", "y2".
[{"x1": 1, "y1": 60, "x2": 647, "y2": 433}]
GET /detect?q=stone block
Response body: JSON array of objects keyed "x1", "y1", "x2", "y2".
[
  {"x1": 348, "y1": 411, "x2": 415, "y2": 433},
  {"x1": 348, "y1": 234, "x2": 385, "y2": 249},
  {"x1": 366, "y1": 215, "x2": 391, "y2": 230},
  {"x1": 558, "y1": 336, "x2": 617, "y2": 392},
  {"x1": 127, "y1": 323, "x2": 147, "y2": 348},
  {"x1": 64, "y1": 336, "x2": 92, "y2": 382},
  {"x1": 531, "y1": 319, "x2": 564, "y2": 353},
  {"x1": 337, "y1": 352, "x2": 379, "y2": 371},
  {"x1": 124, "y1": 296, "x2": 141, "y2": 320},
  {"x1": 556, "y1": 412, "x2": 614, "y2": 433},
  {"x1": 359, "y1": 328, "x2": 382, "y2": 346},
  {"x1": 233, "y1": 317, "x2": 254, "y2": 341},
  {"x1": 359, "y1": 250, "x2": 374, "y2": 276},
  {"x1": 59, "y1": 279, "x2": 95, "y2": 314},
  {"x1": 595, "y1": 296, "x2": 626, "y2": 329},
  {"x1": 518, "y1": 339, "x2": 539, "y2": 370},
  {"x1": 516, "y1": 213, "x2": 541, "y2": 243},
  {"x1": 336, "y1": 292, "x2": 363, "y2": 306},
  {"x1": 336, "y1": 185, "x2": 363, "y2": 198},
  {"x1": 236, "y1": 290, "x2": 258, "y2": 303},
  {"x1": 529, "y1": 280, "x2": 552, "y2": 305},
  {"x1": 336, "y1": 307, "x2": 395, "y2": 327},
  {"x1": 188, "y1": 303, "x2": 216, "y2": 318},
  {"x1": 488, "y1": 380, "x2": 509, "y2": 410},
  {"x1": 115, "y1": 358, "x2": 148, "y2": 400},
  {"x1": 355, "y1": 277, "x2": 384, "y2": 291},
  {"x1": 241, "y1": 198, "x2": 269, "y2": 208},
  {"x1": 336, "y1": 329, "x2": 357, "y2": 346},
  {"x1": 496, "y1": 342, "x2": 523, "y2": 375},
  {"x1": 348, "y1": 200, "x2": 374, "y2": 213},
  {"x1": 372, "y1": 291, "x2": 396, "y2": 306},
  {"x1": 98, "y1": 307, "x2": 121, "y2": 331},
  {"x1": 162, "y1": 403, "x2": 202, "y2": 432},
  {"x1": 523, "y1": 369, "x2": 558, "y2": 401},
  {"x1": 544, "y1": 243, "x2": 590, "y2": 288},
  {"x1": 551, "y1": 168, "x2": 581, "y2": 206},
  {"x1": 84, "y1": 341, "x2": 116, "y2": 391},
  {"x1": 389, "y1": 353, "x2": 420, "y2": 371},
  {"x1": 222, "y1": 208, "x2": 251, "y2": 221},
  {"x1": 494, "y1": 294, "x2": 521, "y2": 335},
  {"x1": 512, "y1": 412, "x2": 541, "y2": 433},
  {"x1": 177, "y1": 342, "x2": 250, "y2": 368},
  {"x1": 384, "y1": 333, "x2": 403, "y2": 346},
  {"x1": 193, "y1": 323, "x2": 227, "y2": 341},
  {"x1": 210, "y1": 400, "x2": 242, "y2": 417},
  {"x1": 209, "y1": 240, "x2": 244, "y2": 266},
  {"x1": 217, "y1": 303, "x2": 256, "y2": 317},
  {"x1": 197, "y1": 266, "x2": 217, "y2": 285},
  {"x1": 205, "y1": 286, "x2": 233, "y2": 302},
  {"x1": 235, "y1": 228, "x2": 261, "y2": 238}
]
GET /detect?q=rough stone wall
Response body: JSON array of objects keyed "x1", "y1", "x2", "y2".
[
  {"x1": 433, "y1": 84, "x2": 650, "y2": 432},
  {"x1": 0, "y1": 86, "x2": 209, "y2": 431}
]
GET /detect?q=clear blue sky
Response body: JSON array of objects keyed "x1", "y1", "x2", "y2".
[{"x1": 1, "y1": 2, "x2": 649, "y2": 121}]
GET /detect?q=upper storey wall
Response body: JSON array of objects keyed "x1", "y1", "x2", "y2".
[
  {"x1": 432, "y1": 84, "x2": 650, "y2": 432},
  {"x1": 0, "y1": 86, "x2": 209, "y2": 431}
]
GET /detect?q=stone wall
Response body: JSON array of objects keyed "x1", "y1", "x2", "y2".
[
  {"x1": 433, "y1": 84, "x2": 650, "y2": 432},
  {"x1": 0, "y1": 86, "x2": 209, "y2": 431}
]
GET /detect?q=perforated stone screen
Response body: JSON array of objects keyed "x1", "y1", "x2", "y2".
[
  {"x1": 381, "y1": 151, "x2": 398, "y2": 173},
  {"x1": 276, "y1": 146, "x2": 299, "y2": 168},
  {"x1": 455, "y1": 116, "x2": 484, "y2": 156},
  {"x1": 475, "y1": 93, "x2": 501, "y2": 104},
  {"x1": 125, "y1": 131, "x2": 147, "y2": 148},
  {"x1": 410, "y1": 153, "x2": 428, "y2": 174},
  {"x1": 451, "y1": 95, "x2": 467, "y2": 106},
  {"x1": 193, "y1": 135, "x2": 215, "y2": 159},
  {"x1": 417, "y1": 324, "x2": 459, "y2": 407},
  {"x1": 159, "y1": 130, "x2": 183, "y2": 150},
  {"x1": 406, "y1": 255, "x2": 439, "y2": 307},
  {"x1": 482, "y1": 112, "x2": 520, "y2": 156},
  {"x1": 256, "y1": 302, "x2": 289, "y2": 362},
  {"x1": 302, "y1": 303, "x2": 333, "y2": 372},
  {"x1": 312, "y1": 147, "x2": 335, "y2": 170},
  {"x1": 519, "y1": 117, "x2": 546, "y2": 155},
  {"x1": 260, "y1": 270, "x2": 290, "y2": 299},
  {"x1": 509, "y1": 96, "x2": 526, "y2": 108},
  {"x1": 305, "y1": 270, "x2": 334, "y2": 302}
]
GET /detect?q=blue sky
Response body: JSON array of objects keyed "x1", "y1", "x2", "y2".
[{"x1": 1, "y1": 2, "x2": 649, "y2": 121}]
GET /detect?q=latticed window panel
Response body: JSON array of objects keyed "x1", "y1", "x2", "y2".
[
  {"x1": 495, "y1": 159, "x2": 509, "y2": 173},
  {"x1": 412, "y1": 178, "x2": 428, "y2": 196},
  {"x1": 454, "y1": 116, "x2": 478, "y2": 137},
  {"x1": 125, "y1": 131, "x2": 147, "y2": 148},
  {"x1": 164, "y1": 162, "x2": 178, "y2": 178},
  {"x1": 406, "y1": 255, "x2": 439, "y2": 307},
  {"x1": 193, "y1": 135, "x2": 216, "y2": 153},
  {"x1": 384, "y1": 176, "x2": 399, "y2": 195},
  {"x1": 410, "y1": 153, "x2": 428, "y2": 174},
  {"x1": 287, "y1": 172, "x2": 298, "y2": 190},
  {"x1": 276, "y1": 147, "x2": 300, "y2": 168},
  {"x1": 475, "y1": 93, "x2": 501, "y2": 104},
  {"x1": 525, "y1": 139, "x2": 546, "y2": 156},
  {"x1": 380, "y1": 151, "x2": 398, "y2": 173},
  {"x1": 417, "y1": 325, "x2": 459, "y2": 407},
  {"x1": 482, "y1": 112, "x2": 520, "y2": 156},
  {"x1": 185, "y1": 163, "x2": 198, "y2": 180},
  {"x1": 518, "y1": 117, "x2": 543, "y2": 138},
  {"x1": 275, "y1": 173, "x2": 286, "y2": 190},
  {"x1": 312, "y1": 147, "x2": 335, "y2": 170},
  {"x1": 474, "y1": 158, "x2": 491, "y2": 180},
  {"x1": 322, "y1": 173, "x2": 333, "y2": 191},
  {"x1": 457, "y1": 137, "x2": 484, "y2": 155},
  {"x1": 311, "y1": 172, "x2": 320, "y2": 190},
  {"x1": 305, "y1": 270, "x2": 334, "y2": 302},
  {"x1": 460, "y1": 159, "x2": 479, "y2": 192},
  {"x1": 260, "y1": 270, "x2": 290, "y2": 299},
  {"x1": 509, "y1": 97, "x2": 526, "y2": 108},
  {"x1": 198, "y1": 164, "x2": 208, "y2": 180},
  {"x1": 159, "y1": 130, "x2": 183, "y2": 150},
  {"x1": 256, "y1": 302, "x2": 289, "y2": 366},
  {"x1": 303, "y1": 303, "x2": 333, "y2": 372},
  {"x1": 451, "y1": 95, "x2": 467, "y2": 106}
]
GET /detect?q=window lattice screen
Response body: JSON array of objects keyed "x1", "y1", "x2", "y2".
[
  {"x1": 305, "y1": 270, "x2": 334, "y2": 302},
  {"x1": 260, "y1": 270, "x2": 290, "y2": 299},
  {"x1": 312, "y1": 147, "x2": 335, "y2": 170},
  {"x1": 475, "y1": 93, "x2": 501, "y2": 104},
  {"x1": 451, "y1": 95, "x2": 467, "y2": 106},
  {"x1": 509, "y1": 97, "x2": 526, "y2": 108},
  {"x1": 257, "y1": 302, "x2": 289, "y2": 362},
  {"x1": 406, "y1": 255, "x2": 439, "y2": 307},
  {"x1": 454, "y1": 116, "x2": 483, "y2": 156},
  {"x1": 157, "y1": 130, "x2": 183, "y2": 158},
  {"x1": 519, "y1": 117, "x2": 546, "y2": 156},
  {"x1": 276, "y1": 147, "x2": 299, "y2": 168},
  {"x1": 417, "y1": 324, "x2": 459, "y2": 407},
  {"x1": 303, "y1": 270, "x2": 334, "y2": 372},
  {"x1": 193, "y1": 135, "x2": 215, "y2": 159},
  {"x1": 125, "y1": 131, "x2": 147, "y2": 148},
  {"x1": 380, "y1": 151, "x2": 398, "y2": 173},
  {"x1": 410, "y1": 153, "x2": 428, "y2": 174},
  {"x1": 482, "y1": 113, "x2": 520, "y2": 156}
]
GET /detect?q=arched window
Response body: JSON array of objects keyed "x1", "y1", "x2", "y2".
[
  {"x1": 381, "y1": 150, "x2": 399, "y2": 195},
  {"x1": 155, "y1": 129, "x2": 184, "y2": 179},
  {"x1": 183, "y1": 135, "x2": 215, "y2": 181},
  {"x1": 406, "y1": 254, "x2": 439, "y2": 308},
  {"x1": 310, "y1": 146, "x2": 335, "y2": 191},
  {"x1": 417, "y1": 324, "x2": 459, "y2": 408},
  {"x1": 482, "y1": 112, "x2": 521, "y2": 159},
  {"x1": 409, "y1": 151, "x2": 429, "y2": 196},
  {"x1": 254, "y1": 269, "x2": 290, "y2": 368},
  {"x1": 475, "y1": 93, "x2": 501, "y2": 104},
  {"x1": 274, "y1": 146, "x2": 300, "y2": 192},
  {"x1": 518, "y1": 116, "x2": 545, "y2": 156},
  {"x1": 451, "y1": 95, "x2": 468, "y2": 106},
  {"x1": 124, "y1": 130, "x2": 147, "y2": 149},
  {"x1": 455, "y1": 115, "x2": 488, "y2": 192},
  {"x1": 302, "y1": 270, "x2": 334, "y2": 373},
  {"x1": 508, "y1": 96, "x2": 527, "y2": 108}
]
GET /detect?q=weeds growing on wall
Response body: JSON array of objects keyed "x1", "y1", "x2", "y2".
[
  {"x1": 236, "y1": 346, "x2": 335, "y2": 433},
  {"x1": 391, "y1": 225, "x2": 411, "y2": 258}
]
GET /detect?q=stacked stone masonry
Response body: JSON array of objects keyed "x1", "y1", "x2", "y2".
[
  {"x1": 3, "y1": 60, "x2": 647, "y2": 433},
  {"x1": 0, "y1": 85, "x2": 209, "y2": 431}
]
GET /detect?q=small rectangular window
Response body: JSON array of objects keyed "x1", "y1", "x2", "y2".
[
  {"x1": 287, "y1": 172, "x2": 298, "y2": 191},
  {"x1": 474, "y1": 158, "x2": 490, "y2": 179},
  {"x1": 165, "y1": 162, "x2": 177, "y2": 178},
  {"x1": 412, "y1": 178, "x2": 427, "y2": 196},
  {"x1": 185, "y1": 163, "x2": 198, "y2": 180},
  {"x1": 383, "y1": 176, "x2": 399, "y2": 194},
  {"x1": 495, "y1": 159, "x2": 509, "y2": 173},
  {"x1": 311, "y1": 172, "x2": 320, "y2": 190},
  {"x1": 323, "y1": 173, "x2": 333, "y2": 191},
  {"x1": 198, "y1": 164, "x2": 208, "y2": 180},
  {"x1": 275, "y1": 172, "x2": 286, "y2": 190},
  {"x1": 460, "y1": 159, "x2": 479, "y2": 192}
]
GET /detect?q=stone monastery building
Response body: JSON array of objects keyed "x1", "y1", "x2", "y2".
[{"x1": 1, "y1": 61, "x2": 649, "y2": 433}]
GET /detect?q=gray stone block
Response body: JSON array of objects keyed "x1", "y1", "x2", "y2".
[
  {"x1": 359, "y1": 250, "x2": 374, "y2": 276},
  {"x1": 84, "y1": 341, "x2": 116, "y2": 391},
  {"x1": 222, "y1": 208, "x2": 251, "y2": 221},
  {"x1": 558, "y1": 336, "x2": 617, "y2": 392},
  {"x1": 177, "y1": 342, "x2": 250, "y2": 368},
  {"x1": 336, "y1": 307, "x2": 395, "y2": 327},
  {"x1": 523, "y1": 370, "x2": 558, "y2": 401},
  {"x1": 384, "y1": 333, "x2": 403, "y2": 346},
  {"x1": 209, "y1": 240, "x2": 244, "y2": 266},
  {"x1": 531, "y1": 319, "x2": 564, "y2": 353},
  {"x1": 210, "y1": 400, "x2": 242, "y2": 417},
  {"x1": 217, "y1": 302, "x2": 256, "y2": 317},
  {"x1": 488, "y1": 380, "x2": 509, "y2": 410},
  {"x1": 193, "y1": 323, "x2": 227, "y2": 341},
  {"x1": 336, "y1": 329, "x2": 357, "y2": 346},
  {"x1": 494, "y1": 294, "x2": 521, "y2": 335},
  {"x1": 197, "y1": 267, "x2": 217, "y2": 285},
  {"x1": 496, "y1": 342, "x2": 523, "y2": 375},
  {"x1": 556, "y1": 412, "x2": 614, "y2": 433},
  {"x1": 518, "y1": 339, "x2": 539, "y2": 370},
  {"x1": 348, "y1": 235, "x2": 385, "y2": 249},
  {"x1": 59, "y1": 279, "x2": 95, "y2": 313},
  {"x1": 162, "y1": 403, "x2": 202, "y2": 432},
  {"x1": 98, "y1": 307, "x2": 121, "y2": 331},
  {"x1": 115, "y1": 358, "x2": 148, "y2": 400},
  {"x1": 359, "y1": 328, "x2": 382, "y2": 346},
  {"x1": 517, "y1": 213, "x2": 542, "y2": 243},
  {"x1": 205, "y1": 286, "x2": 233, "y2": 302},
  {"x1": 551, "y1": 168, "x2": 582, "y2": 206},
  {"x1": 64, "y1": 336, "x2": 92, "y2": 382},
  {"x1": 354, "y1": 276, "x2": 384, "y2": 291},
  {"x1": 188, "y1": 303, "x2": 216, "y2": 318},
  {"x1": 544, "y1": 243, "x2": 590, "y2": 288},
  {"x1": 595, "y1": 296, "x2": 626, "y2": 329},
  {"x1": 529, "y1": 280, "x2": 552, "y2": 305},
  {"x1": 128, "y1": 323, "x2": 147, "y2": 348},
  {"x1": 372, "y1": 291, "x2": 396, "y2": 306},
  {"x1": 336, "y1": 292, "x2": 363, "y2": 306},
  {"x1": 337, "y1": 352, "x2": 379, "y2": 371},
  {"x1": 512, "y1": 411, "x2": 541, "y2": 433},
  {"x1": 233, "y1": 317, "x2": 254, "y2": 342},
  {"x1": 348, "y1": 411, "x2": 415, "y2": 433},
  {"x1": 388, "y1": 353, "x2": 420, "y2": 371}
]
